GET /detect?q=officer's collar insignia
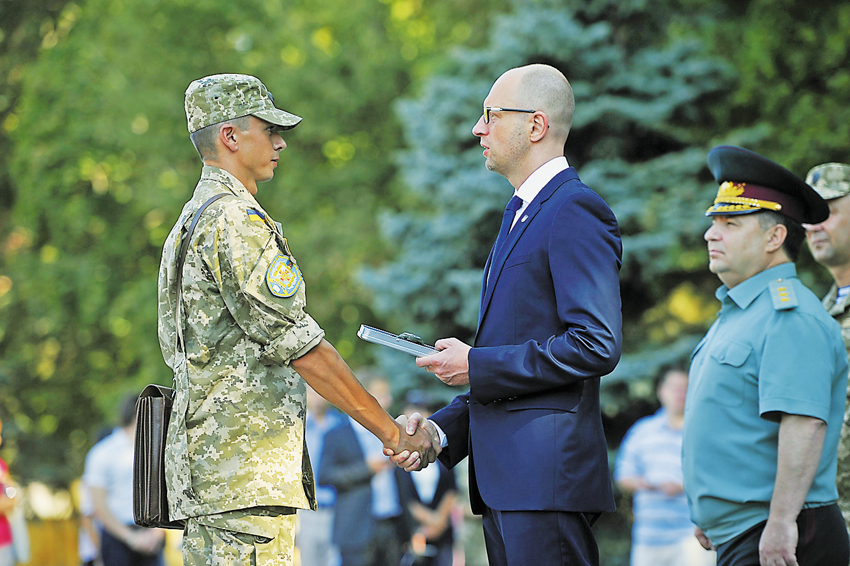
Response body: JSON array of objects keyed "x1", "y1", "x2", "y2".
[
  {"x1": 267, "y1": 254, "x2": 302, "y2": 298},
  {"x1": 247, "y1": 208, "x2": 265, "y2": 221}
]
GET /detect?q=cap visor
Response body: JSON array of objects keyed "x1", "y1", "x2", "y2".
[
  {"x1": 812, "y1": 187, "x2": 849, "y2": 201},
  {"x1": 253, "y1": 108, "x2": 302, "y2": 130},
  {"x1": 705, "y1": 204, "x2": 761, "y2": 217}
]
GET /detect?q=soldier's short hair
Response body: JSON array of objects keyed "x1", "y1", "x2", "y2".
[{"x1": 190, "y1": 116, "x2": 251, "y2": 161}]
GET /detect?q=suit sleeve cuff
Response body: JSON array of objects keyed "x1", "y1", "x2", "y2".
[{"x1": 430, "y1": 419, "x2": 448, "y2": 448}]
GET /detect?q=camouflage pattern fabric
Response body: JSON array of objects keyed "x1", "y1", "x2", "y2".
[
  {"x1": 823, "y1": 284, "x2": 850, "y2": 532},
  {"x1": 184, "y1": 74, "x2": 302, "y2": 133},
  {"x1": 157, "y1": 166, "x2": 323, "y2": 522},
  {"x1": 183, "y1": 507, "x2": 296, "y2": 566},
  {"x1": 806, "y1": 163, "x2": 850, "y2": 201}
]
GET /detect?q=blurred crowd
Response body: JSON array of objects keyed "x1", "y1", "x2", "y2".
[{"x1": 0, "y1": 376, "x2": 464, "y2": 566}]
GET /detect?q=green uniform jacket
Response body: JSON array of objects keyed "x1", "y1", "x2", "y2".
[
  {"x1": 157, "y1": 166, "x2": 323, "y2": 520},
  {"x1": 823, "y1": 284, "x2": 850, "y2": 531}
]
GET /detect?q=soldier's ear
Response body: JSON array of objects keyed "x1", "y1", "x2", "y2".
[{"x1": 219, "y1": 124, "x2": 239, "y2": 152}]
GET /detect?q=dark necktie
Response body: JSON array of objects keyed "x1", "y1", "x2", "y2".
[{"x1": 493, "y1": 195, "x2": 524, "y2": 257}]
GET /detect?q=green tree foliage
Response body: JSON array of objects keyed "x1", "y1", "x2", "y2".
[
  {"x1": 0, "y1": 0, "x2": 507, "y2": 484},
  {"x1": 361, "y1": 0, "x2": 735, "y2": 407},
  {"x1": 674, "y1": 0, "x2": 850, "y2": 170}
]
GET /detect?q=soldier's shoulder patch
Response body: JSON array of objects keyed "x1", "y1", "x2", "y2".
[
  {"x1": 267, "y1": 254, "x2": 302, "y2": 297},
  {"x1": 769, "y1": 278, "x2": 798, "y2": 310},
  {"x1": 247, "y1": 208, "x2": 266, "y2": 222}
]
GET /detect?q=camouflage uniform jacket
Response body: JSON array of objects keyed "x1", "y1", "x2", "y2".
[
  {"x1": 157, "y1": 166, "x2": 324, "y2": 520},
  {"x1": 823, "y1": 284, "x2": 850, "y2": 529}
]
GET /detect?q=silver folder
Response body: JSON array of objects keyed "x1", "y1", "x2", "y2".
[{"x1": 357, "y1": 325, "x2": 436, "y2": 357}]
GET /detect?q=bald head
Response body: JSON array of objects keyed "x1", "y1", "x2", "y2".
[{"x1": 501, "y1": 64, "x2": 574, "y2": 144}]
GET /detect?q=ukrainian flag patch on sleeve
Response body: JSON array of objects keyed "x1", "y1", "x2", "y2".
[
  {"x1": 267, "y1": 254, "x2": 303, "y2": 297},
  {"x1": 247, "y1": 208, "x2": 265, "y2": 222}
]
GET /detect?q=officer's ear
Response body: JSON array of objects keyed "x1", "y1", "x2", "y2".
[
  {"x1": 765, "y1": 222, "x2": 788, "y2": 254},
  {"x1": 219, "y1": 124, "x2": 239, "y2": 153}
]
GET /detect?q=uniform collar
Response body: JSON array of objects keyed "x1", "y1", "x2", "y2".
[
  {"x1": 199, "y1": 165, "x2": 268, "y2": 215},
  {"x1": 717, "y1": 262, "x2": 797, "y2": 310}
]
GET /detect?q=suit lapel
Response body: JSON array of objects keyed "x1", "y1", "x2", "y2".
[{"x1": 476, "y1": 168, "x2": 579, "y2": 332}]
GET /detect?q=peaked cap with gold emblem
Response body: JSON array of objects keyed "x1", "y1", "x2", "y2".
[{"x1": 705, "y1": 145, "x2": 829, "y2": 224}]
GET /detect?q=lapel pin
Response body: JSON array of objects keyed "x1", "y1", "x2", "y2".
[{"x1": 521, "y1": 215, "x2": 528, "y2": 223}]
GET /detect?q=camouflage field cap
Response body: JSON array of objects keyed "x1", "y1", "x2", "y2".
[
  {"x1": 184, "y1": 74, "x2": 302, "y2": 133},
  {"x1": 806, "y1": 163, "x2": 850, "y2": 201}
]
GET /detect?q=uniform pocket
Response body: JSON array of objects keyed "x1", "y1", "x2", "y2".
[{"x1": 704, "y1": 341, "x2": 752, "y2": 407}]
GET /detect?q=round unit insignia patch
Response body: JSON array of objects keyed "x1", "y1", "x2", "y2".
[{"x1": 267, "y1": 254, "x2": 303, "y2": 298}]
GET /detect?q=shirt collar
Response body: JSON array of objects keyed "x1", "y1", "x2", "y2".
[
  {"x1": 717, "y1": 262, "x2": 797, "y2": 309},
  {"x1": 515, "y1": 156, "x2": 569, "y2": 203}
]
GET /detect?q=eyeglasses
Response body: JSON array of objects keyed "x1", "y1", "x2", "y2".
[{"x1": 483, "y1": 106, "x2": 536, "y2": 124}]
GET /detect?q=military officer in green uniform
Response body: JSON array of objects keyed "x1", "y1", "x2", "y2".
[
  {"x1": 157, "y1": 74, "x2": 437, "y2": 566},
  {"x1": 803, "y1": 162, "x2": 850, "y2": 532},
  {"x1": 682, "y1": 146, "x2": 849, "y2": 566}
]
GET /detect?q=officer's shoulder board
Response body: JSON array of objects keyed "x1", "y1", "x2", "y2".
[{"x1": 769, "y1": 278, "x2": 799, "y2": 310}]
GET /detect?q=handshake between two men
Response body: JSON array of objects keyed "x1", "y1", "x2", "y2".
[{"x1": 384, "y1": 337, "x2": 472, "y2": 472}]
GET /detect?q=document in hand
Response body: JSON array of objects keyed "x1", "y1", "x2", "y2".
[{"x1": 356, "y1": 325, "x2": 437, "y2": 357}]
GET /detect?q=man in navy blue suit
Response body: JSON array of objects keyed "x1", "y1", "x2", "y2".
[{"x1": 392, "y1": 64, "x2": 623, "y2": 566}]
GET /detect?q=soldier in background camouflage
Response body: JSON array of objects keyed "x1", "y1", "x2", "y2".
[
  {"x1": 804, "y1": 162, "x2": 850, "y2": 532},
  {"x1": 157, "y1": 74, "x2": 439, "y2": 566}
]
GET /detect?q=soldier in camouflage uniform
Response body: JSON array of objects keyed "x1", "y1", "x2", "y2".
[
  {"x1": 804, "y1": 162, "x2": 850, "y2": 532},
  {"x1": 157, "y1": 74, "x2": 438, "y2": 566}
]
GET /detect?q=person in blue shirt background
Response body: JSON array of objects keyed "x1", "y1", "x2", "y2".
[{"x1": 616, "y1": 366, "x2": 716, "y2": 566}]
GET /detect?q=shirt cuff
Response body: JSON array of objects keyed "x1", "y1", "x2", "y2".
[
  {"x1": 430, "y1": 419, "x2": 448, "y2": 448},
  {"x1": 291, "y1": 331, "x2": 325, "y2": 361}
]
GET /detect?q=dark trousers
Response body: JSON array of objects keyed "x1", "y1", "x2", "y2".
[
  {"x1": 339, "y1": 517, "x2": 404, "y2": 566},
  {"x1": 482, "y1": 507, "x2": 599, "y2": 566},
  {"x1": 101, "y1": 527, "x2": 163, "y2": 566},
  {"x1": 716, "y1": 503, "x2": 849, "y2": 566}
]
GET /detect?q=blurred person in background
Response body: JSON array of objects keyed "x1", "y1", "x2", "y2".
[
  {"x1": 396, "y1": 392, "x2": 458, "y2": 566},
  {"x1": 296, "y1": 387, "x2": 342, "y2": 566},
  {"x1": 803, "y1": 162, "x2": 850, "y2": 532},
  {"x1": 77, "y1": 478, "x2": 102, "y2": 566},
  {"x1": 0, "y1": 416, "x2": 20, "y2": 566},
  {"x1": 615, "y1": 367, "x2": 715, "y2": 566},
  {"x1": 83, "y1": 395, "x2": 165, "y2": 566},
  {"x1": 319, "y1": 374, "x2": 410, "y2": 566}
]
